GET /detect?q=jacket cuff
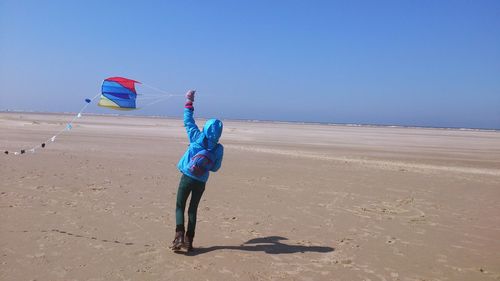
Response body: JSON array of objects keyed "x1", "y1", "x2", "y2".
[{"x1": 184, "y1": 101, "x2": 194, "y2": 110}]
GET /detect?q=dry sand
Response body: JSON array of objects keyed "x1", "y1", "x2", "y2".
[{"x1": 1, "y1": 112, "x2": 500, "y2": 281}]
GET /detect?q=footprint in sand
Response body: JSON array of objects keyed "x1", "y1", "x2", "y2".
[{"x1": 386, "y1": 236, "x2": 396, "y2": 244}]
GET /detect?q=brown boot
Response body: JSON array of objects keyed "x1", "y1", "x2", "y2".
[
  {"x1": 183, "y1": 235, "x2": 194, "y2": 252},
  {"x1": 170, "y1": 231, "x2": 184, "y2": 250}
]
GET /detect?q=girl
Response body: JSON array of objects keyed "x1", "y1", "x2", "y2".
[{"x1": 171, "y1": 90, "x2": 224, "y2": 251}]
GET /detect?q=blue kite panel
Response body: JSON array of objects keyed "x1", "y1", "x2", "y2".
[{"x1": 102, "y1": 93, "x2": 136, "y2": 108}]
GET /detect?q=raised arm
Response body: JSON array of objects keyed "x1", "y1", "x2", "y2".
[{"x1": 184, "y1": 90, "x2": 202, "y2": 143}]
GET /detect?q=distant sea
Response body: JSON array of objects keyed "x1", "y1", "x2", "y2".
[{"x1": 2, "y1": 109, "x2": 499, "y2": 132}]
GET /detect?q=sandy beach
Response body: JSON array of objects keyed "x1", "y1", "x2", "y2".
[{"x1": 1, "y1": 112, "x2": 499, "y2": 281}]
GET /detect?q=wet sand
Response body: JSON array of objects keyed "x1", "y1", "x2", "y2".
[{"x1": 1, "y1": 112, "x2": 500, "y2": 281}]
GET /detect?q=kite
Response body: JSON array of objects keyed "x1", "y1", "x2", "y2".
[
  {"x1": 98, "y1": 77, "x2": 140, "y2": 110},
  {"x1": 4, "y1": 76, "x2": 180, "y2": 156}
]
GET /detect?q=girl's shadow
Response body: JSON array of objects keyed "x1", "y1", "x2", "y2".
[{"x1": 186, "y1": 236, "x2": 334, "y2": 256}]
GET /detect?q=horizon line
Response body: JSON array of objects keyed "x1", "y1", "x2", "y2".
[{"x1": 1, "y1": 109, "x2": 499, "y2": 132}]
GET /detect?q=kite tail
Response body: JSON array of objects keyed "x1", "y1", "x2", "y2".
[{"x1": 3, "y1": 93, "x2": 100, "y2": 156}]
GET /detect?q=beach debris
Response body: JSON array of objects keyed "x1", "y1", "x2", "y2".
[
  {"x1": 4, "y1": 151, "x2": 8, "y2": 154},
  {"x1": 41, "y1": 143, "x2": 46, "y2": 148}
]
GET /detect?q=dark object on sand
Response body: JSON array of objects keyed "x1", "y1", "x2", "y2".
[
  {"x1": 21, "y1": 150, "x2": 25, "y2": 154},
  {"x1": 41, "y1": 143, "x2": 46, "y2": 148},
  {"x1": 4, "y1": 151, "x2": 8, "y2": 155}
]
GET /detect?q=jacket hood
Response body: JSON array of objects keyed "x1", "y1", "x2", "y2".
[{"x1": 203, "y1": 119, "x2": 223, "y2": 144}]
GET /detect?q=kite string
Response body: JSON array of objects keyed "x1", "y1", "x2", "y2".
[
  {"x1": 135, "y1": 82, "x2": 184, "y2": 107},
  {"x1": 136, "y1": 95, "x2": 175, "y2": 100},
  {"x1": 141, "y1": 82, "x2": 172, "y2": 96},
  {"x1": 141, "y1": 82, "x2": 213, "y2": 99},
  {"x1": 140, "y1": 94, "x2": 176, "y2": 107},
  {"x1": 140, "y1": 82, "x2": 184, "y2": 99}
]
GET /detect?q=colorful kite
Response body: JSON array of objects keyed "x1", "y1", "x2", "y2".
[
  {"x1": 4, "y1": 76, "x2": 181, "y2": 156},
  {"x1": 98, "y1": 77, "x2": 140, "y2": 110}
]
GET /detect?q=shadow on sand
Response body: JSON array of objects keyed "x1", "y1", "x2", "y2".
[{"x1": 184, "y1": 236, "x2": 334, "y2": 256}]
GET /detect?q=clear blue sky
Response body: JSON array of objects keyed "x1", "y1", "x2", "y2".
[{"x1": 1, "y1": 0, "x2": 499, "y2": 129}]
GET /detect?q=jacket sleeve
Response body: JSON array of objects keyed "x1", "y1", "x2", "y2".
[
  {"x1": 211, "y1": 145, "x2": 224, "y2": 172},
  {"x1": 184, "y1": 108, "x2": 201, "y2": 143}
]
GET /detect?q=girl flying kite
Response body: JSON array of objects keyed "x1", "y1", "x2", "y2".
[{"x1": 171, "y1": 90, "x2": 224, "y2": 252}]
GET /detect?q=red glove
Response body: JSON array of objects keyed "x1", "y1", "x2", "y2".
[{"x1": 184, "y1": 90, "x2": 195, "y2": 110}]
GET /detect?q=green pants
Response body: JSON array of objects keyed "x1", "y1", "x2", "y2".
[{"x1": 175, "y1": 174, "x2": 206, "y2": 238}]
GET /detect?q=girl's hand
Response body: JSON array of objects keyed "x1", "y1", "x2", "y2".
[
  {"x1": 186, "y1": 90, "x2": 196, "y2": 102},
  {"x1": 185, "y1": 90, "x2": 196, "y2": 110}
]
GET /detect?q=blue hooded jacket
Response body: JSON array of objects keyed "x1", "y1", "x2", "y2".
[{"x1": 177, "y1": 108, "x2": 224, "y2": 182}]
